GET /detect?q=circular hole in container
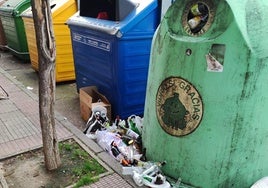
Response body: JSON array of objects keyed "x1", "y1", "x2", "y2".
[
  {"x1": 186, "y1": 49, "x2": 192, "y2": 56},
  {"x1": 187, "y1": 3, "x2": 209, "y2": 34}
]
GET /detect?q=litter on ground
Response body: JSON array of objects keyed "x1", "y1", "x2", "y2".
[{"x1": 83, "y1": 105, "x2": 172, "y2": 187}]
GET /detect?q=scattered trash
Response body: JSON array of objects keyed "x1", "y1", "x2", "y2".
[
  {"x1": 172, "y1": 178, "x2": 182, "y2": 188},
  {"x1": 132, "y1": 161, "x2": 171, "y2": 188},
  {"x1": 121, "y1": 165, "x2": 143, "y2": 176},
  {"x1": 96, "y1": 130, "x2": 142, "y2": 167},
  {"x1": 82, "y1": 109, "x2": 172, "y2": 186},
  {"x1": 83, "y1": 105, "x2": 109, "y2": 139},
  {"x1": 117, "y1": 118, "x2": 140, "y2": 140},
  {"x1": 167, "y1": 177, "x2": 196, "y2": 188},
  {"x1": 251, "y1": 176, "x2": 268, "y2": 188},
  {"x1": 0, "y1": 85, "x2": 8, "y2": 99},
  {"x1": 26, "y1": 86, "x2": 33, "y2": 90},
  {"x1": 127, "y1": 115, "x2": 143, "y2": 136},
  {"x1": 79, "y1": 86, "x2": 111, "y2": 121},
  {"x1": 187, "y1": 2, "x2": 209, "y2": 33}
]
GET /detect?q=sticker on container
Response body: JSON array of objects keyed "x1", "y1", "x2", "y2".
[
  {"x1": 206, "y1": 44, "x2": 226, "y2": 72},
  {"x1": 206, "y1": 53, "x2": 223, "y2": 72},
  {"x1": 156, "y1": 77, "x2": 203, "y2": 136},
  {"x1": 73, "y1": 32, "x2": 111, "y2": 51}
]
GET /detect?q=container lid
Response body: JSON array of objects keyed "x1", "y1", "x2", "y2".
[
  {"x1": 0, "y1": 0, "x2": 30, "y2": 16},
  {"x1": 67, "y1": 0, "x2": 158, "y2": 38}
]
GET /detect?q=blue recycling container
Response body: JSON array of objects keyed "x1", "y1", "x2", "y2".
[{"x1": 67, "y1": 0, "x2": 160, "y2": 119}]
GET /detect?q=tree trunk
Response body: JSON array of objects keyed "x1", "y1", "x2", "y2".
[{"x1": 31, "y1": 0, "x2": 61, "y2": 170}]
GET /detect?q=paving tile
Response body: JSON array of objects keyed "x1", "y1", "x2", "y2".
[
  {"x1": 56, "y1": 123, "x2": 73, "y2": 139},
  {"x1": 21, "y1": 136, "x2": 40, "y2": 150},
  {"x1": 0, "y1": 123, "x2": 13, "y2": 143},
  {"x1": 0, "y1": 147, "x2": 9, "y2": 158},
  {"x1": 0, "y1": 64, "x2": 136, "y2": 187},
  {"x1": 9, "y1": 91, "x2": 39, "y2": 114},
  {"x1": 2, "y1": 140, "x2": 20, "y2": 156},
  {"x1": 32, "y1": 134, "x2": 43, "y2": 145},
  {"x1": 0, "y1": 78, "x2": 21, "y2": 93},
  {"x1": 15, "y1": 137, "x2": 32, "y2": 151},
  {"x1": 27, "y1": 114, "x2": 41, "y2": 129},
  {"x1": 0, "y1": 99, "x2": 17, "y2": 113},
  {"x1": 85, "y1": 173, "x2": 133, "y2": 188},
  {"x1": 1, "y1": 111, "x2": 40, "y2": 141}
]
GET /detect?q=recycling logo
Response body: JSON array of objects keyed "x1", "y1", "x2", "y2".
[{"x1": 156, "y1": 77, "x2": 203, "y2": 136}]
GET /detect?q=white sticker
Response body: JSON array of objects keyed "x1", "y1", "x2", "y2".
[{"x1": 206, "y1": 53, "x2": 223, "y2": 72}]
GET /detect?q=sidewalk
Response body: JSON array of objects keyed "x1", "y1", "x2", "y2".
[{"x1": 0, "y1": 61, "x2": 138, "y2": 187}]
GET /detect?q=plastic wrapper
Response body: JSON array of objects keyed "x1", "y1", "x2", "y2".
[{"x1": 96, "y1": 130, "x2": 141, "y2": 165}]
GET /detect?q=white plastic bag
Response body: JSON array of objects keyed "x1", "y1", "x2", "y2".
[{"x1": 251, "y1": 177, "x2": 268, "y2": 188}]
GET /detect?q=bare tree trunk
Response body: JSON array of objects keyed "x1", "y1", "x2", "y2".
[{"x1": 31, "y1": 0, "x2": 61, "y2": 170}]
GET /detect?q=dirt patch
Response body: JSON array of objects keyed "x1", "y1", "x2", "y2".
[{"x1": 0, "y1": 139, "x2": 107, "y2": 188}]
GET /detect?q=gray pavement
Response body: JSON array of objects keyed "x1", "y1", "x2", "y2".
[{"x1": 0, "y1": 50, "x2": 141, "y2": 188}]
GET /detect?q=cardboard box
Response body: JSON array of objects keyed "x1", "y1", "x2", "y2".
[{"x1": 79, "y1": 86, "x2": 111, "y2": 121}]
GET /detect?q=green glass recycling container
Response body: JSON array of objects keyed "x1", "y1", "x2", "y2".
[
  {"x1": 0, "y1": 0, "x2": 30, "y2": 60},
  {"x1": 142, "y1": 0, "x2": 268, "y2": 187},
  {"x1": 0, "y1": 0, "x2": 7, "y2": 50}
]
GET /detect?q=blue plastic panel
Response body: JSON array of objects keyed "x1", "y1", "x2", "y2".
[{"x1": 68, "y1": 0, "x2": 160, "y2": 118}]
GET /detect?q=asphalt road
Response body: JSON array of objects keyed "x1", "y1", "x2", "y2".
[{"x1": 0, "y1": 50, "x2": 86, "y2": 131}]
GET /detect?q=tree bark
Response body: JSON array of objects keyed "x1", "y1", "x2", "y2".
[{"x1": 31, "y1": 0, "x2": 61, "y2": 170}]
